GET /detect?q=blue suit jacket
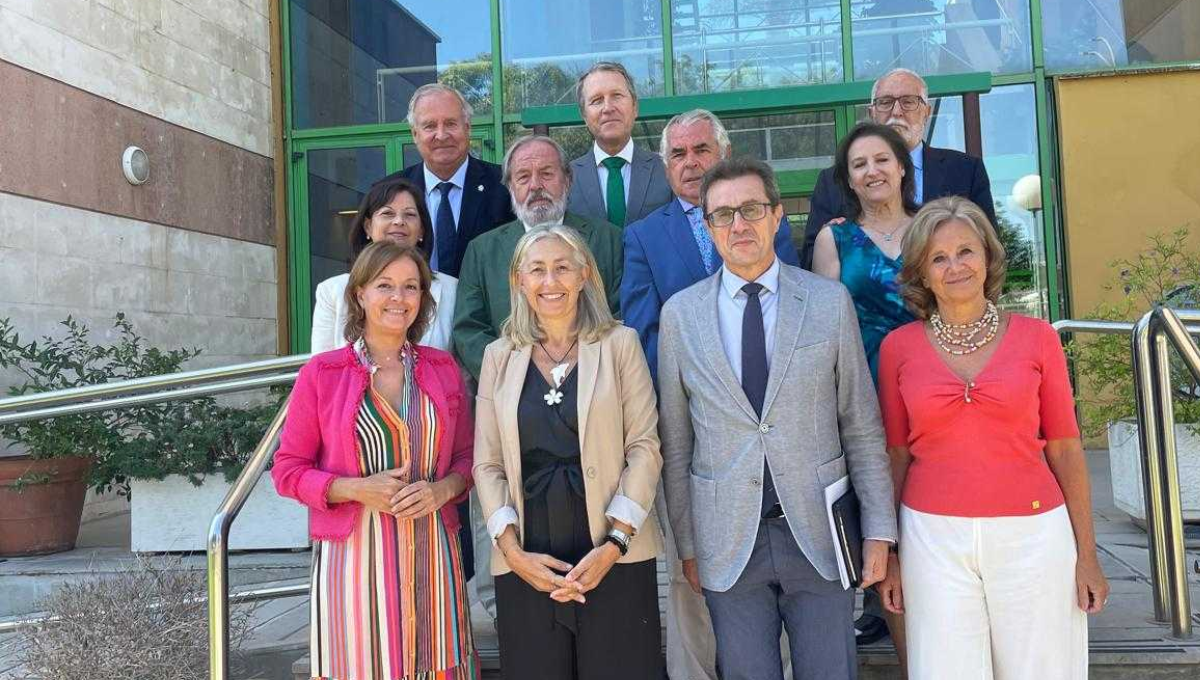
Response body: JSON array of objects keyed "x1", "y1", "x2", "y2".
[
  {"x1": 621, "y1": 199, "x2": 801, "y2": 380},
  {"x1": 799, "y1": 145, "x2": 996, "y2": 269}
]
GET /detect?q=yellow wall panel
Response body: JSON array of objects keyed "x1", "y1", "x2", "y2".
[{"x1": 1056, "y1": 69, "x2": 1200, "y2": 316}]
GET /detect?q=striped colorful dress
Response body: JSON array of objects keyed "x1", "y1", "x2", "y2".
[{"x1": 309, "y1": 352, "x2": 477, "y2": 680}]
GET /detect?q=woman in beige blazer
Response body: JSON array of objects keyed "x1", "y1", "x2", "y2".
[{"x1": 473, "y1": 224, "x2": 664, "y2": 678}]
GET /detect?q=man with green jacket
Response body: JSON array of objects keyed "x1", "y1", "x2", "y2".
[{"x1": 453, "y1": 134, "x2": 624, "y2": 382}]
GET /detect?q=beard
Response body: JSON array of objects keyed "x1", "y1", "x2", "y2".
[
  {"x1": 513, "y1": 189, "x2": 567, "y2": 227},
  {"x1": 886, "y1": 116, "x2": 926, "y2": 149}
]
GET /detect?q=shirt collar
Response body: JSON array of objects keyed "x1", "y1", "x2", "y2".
[
  {"x1": 521, "y1": 216, "x2": 565, "y2": 232},
  {"x1": 424, "y1": 158, "x2": 469, "y2": 194},
  {"x1": 677, "y1": 197, "x2": 699, "y2": 214},
  {"x1": 593, "y1": 138, "x2": 635, "y2": 167},
  {"x1": 910, "y1": 142, "x2": 924, "y2": 171},
  {"x1": 720, "y1": 257, "x2": 780, "y2": 300}
]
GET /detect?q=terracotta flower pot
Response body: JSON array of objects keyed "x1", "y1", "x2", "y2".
[{"x1": 0, "y1": 456, "x2": 91, "y2": 556}]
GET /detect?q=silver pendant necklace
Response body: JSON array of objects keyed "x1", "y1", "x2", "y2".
[{"x1": 538, "y1": 338, "x2": 578, "y2": 406}]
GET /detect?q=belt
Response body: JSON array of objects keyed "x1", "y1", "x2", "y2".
[{"x1": 763, "y1": 503, "x2": 785, "y2": 519}]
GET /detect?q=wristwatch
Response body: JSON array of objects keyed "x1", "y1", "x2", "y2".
[{"x1": 605, "y1": 528, "x2": 631, "y2": 556}]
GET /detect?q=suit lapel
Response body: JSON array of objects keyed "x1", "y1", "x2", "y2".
[
  {"x1": 575, "y1": 339, "x2": 600, "y2": 452},
  {"x1": 498, "y1": 345, "x2": 532, "y2": 477},
  {"x1": 577, "y1": 157, "x2": 606, "y2": 219},
  {"x1": 696, "y1": 275, "x2": 758, "y2": 421},
  {"x1": 457, "y1": 157, "x2": 485, "y2": 241},
  {"x1": 762, "y1": 268, "x2": 807, "y2": 417},
  {"x1": 920, "y1": 146, "x2": 945, "y2": 203},
  {"x1": 625, "y1": 147, "x2": 654, "y2": 225},
  {"x1": 665, "y1": 200, "x2": 709, "y2": 281}
]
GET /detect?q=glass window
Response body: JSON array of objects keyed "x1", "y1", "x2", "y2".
[
  {"x1": 289, "y1": 0, "x2": 492, "y2": 129},
  {"x1": 850, "y1": 0, "x2": 1032, "y2": 79},
  {"x1": 725, "y1": 112, "x2": 837, "y2": 173},
  {"x1": 671, "y1": 0, "x2": 843, "y2": 94},
  {"x1": 501, "y1": 0, "x2": 664, "y2": 113},
  {"x1": 1042, "y1": 0, "x2": 1200, "y2": 71},
  {"x1": 305, "y1": 146, "x2": 387, "y2": 302},
  {"x1": 978, "y1": 84, "x2": 1046, "y2": 318}
]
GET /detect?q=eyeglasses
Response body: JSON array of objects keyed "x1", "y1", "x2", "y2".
[
  {"x1": 704, "y1": 202, "x2": 774, "y2": 228},
  {"x1": 374, "y1": 208, "x2": 421, "y2": 223},
  {"x1": 871, "y1": 95, "x2": 926, "y2": 112}
]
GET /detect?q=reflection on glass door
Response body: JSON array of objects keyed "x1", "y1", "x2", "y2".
[{"x1": 306, "y1": 147, "x2": 387, "y2": 299}]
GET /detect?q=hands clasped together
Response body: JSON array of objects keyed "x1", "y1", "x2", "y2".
[
  {"x1": 505, "y1": 541, "x2": 623, "y2": 605},
  {"x1": 353, "y1": 469, "x2": 456, "y2": 519}
]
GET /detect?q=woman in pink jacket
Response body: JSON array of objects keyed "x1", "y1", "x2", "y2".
[{"x1": 272, "y1": 241, "x2": 477, "y2": 680}]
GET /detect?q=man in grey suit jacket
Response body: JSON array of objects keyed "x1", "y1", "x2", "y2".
[
  {"x1": 657, "y1": 158, "x2": 898, "y2": 680},
  {"x1": 567, "y1": 62, "x2": 673, "y2": 227}
]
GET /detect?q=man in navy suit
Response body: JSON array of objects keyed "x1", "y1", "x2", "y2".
[
  {"x1": 381, "y1": 83, "x2": 515, "y2": 278},
  {"x1": 621, "y1": 110, "x2": 799, "y2": 680},
  {"x1": 623, "y1": 110, "x2": 800, "y2": 381},
  {"x1": 799, "y1": 68, "x2": 996, "y2": 269}
]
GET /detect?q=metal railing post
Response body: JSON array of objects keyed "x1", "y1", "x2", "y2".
[
  {"x1": 207, "y1": 398, "x2": 291, "y2": 680},
  {"x1": 1132, "y1": 313, "x2": 1172, "y2": 622},
  {"x1": 1149, "y1": 307, "x2": 1200, "y2": 639}
]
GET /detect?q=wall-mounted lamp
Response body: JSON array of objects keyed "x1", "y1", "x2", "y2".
[{"x1": 122, "y1": 146, "x2": 150, "y2": 185}]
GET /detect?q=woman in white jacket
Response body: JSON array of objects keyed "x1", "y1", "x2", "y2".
[{"x1": 311, "y1": 177, "x2": 457, "y2": 352}]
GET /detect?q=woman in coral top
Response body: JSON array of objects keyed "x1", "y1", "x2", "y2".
[
  {"x1": 273, "y1": 241, "x2": 477, "y2": 679},
  {"x1": 876, "y1": 196, "x2": 1107, "y2": 680}
]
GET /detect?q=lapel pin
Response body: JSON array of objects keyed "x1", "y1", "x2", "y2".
[{"x1": 477, "y1": 184, "x2": 484, "y2": 192}]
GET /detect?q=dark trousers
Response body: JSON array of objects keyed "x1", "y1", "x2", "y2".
[
  {"x1": 495, "y1": 559, "x2": 663, "y2": 680},
  {"x1": 703, "y1": 517, "x2": 856, "y2": 680}
]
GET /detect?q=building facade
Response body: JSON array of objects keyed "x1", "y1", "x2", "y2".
[{"x1": 1, "y1": 0, "x2": 1198, "y2": 361}]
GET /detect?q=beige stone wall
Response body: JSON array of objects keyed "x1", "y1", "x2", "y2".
[
  {"x1": 0, "y1": 0, "x2": 273, "y2": 156},
  {"x1": 0, "y1": 191, "x2": 277, "y2": 381}
]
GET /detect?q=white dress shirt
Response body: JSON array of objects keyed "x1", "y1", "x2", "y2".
[
  {"x1": 592, "y1": 138, "x2": 634, "y2": 208},
  {"x1": 715, "y1": 257, "x2": 780, "y2": 383},
  {"x1": 423, "y1": 159, "x2": 469, "y2": 272}
]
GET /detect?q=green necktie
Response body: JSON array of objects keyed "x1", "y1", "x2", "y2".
[{"x1": 602, "y1": 156, "x2": 627, "y2": 226}]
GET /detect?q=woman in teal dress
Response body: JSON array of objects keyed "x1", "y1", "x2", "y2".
[
  {"x1": 812, "y1": 122, "x2": 920, "y2": 383},
  {"x1": 810, "y1": 121, "x2": 921, "y2": 676}
]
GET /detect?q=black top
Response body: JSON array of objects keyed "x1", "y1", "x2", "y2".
[{"x1": 517, "y1": 364, "x2": 590, "y2": 563}]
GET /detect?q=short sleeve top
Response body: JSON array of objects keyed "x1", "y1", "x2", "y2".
[{"x1": 877, "y1": 314, "x2": 1080, "y2": 517}]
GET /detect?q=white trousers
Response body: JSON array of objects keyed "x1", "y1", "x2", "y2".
[{"x1": 900, "y1": 504, "x2": 1088, "y2": 680}]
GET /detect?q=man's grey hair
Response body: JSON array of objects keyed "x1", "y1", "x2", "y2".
[
  {"x1": 659, "y1": 109, "x2": 732, "y2": 162},
  {"x1": 406, "y1": 83, "x2": 474, "y2": 126},
  {"x1": 699, "y1": 157, "x2": 781, "y2": 213},
  {"x1": 870, "y1": 68, "x2": 929, "y2": 101},
  {"x1": 575, "y1": 62, "x2": 638, "y2": 112},
  {"x1": 501, "y1": 134, "x2": 573, "y2": 188}
]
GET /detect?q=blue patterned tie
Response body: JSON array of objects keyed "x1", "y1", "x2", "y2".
[
  {"x1": 686, "y1": 206, "x2": 717, "y2": 275},
  {"x1": 742, "y1": 282, "x2": 779, "y2": 516},
  {"x1": 434, "y1": 182, "x2": 456, "y2": 274}
]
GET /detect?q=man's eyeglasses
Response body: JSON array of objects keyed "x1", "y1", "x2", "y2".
[
  {"x1": 704, "y1": 202, "x2": 774, "y2": 228},
  {"x1": 871, "y1": 95, "x2": 926, "y2": 112}
]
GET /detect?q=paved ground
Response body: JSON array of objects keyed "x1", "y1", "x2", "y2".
[{"x1": 3, "y1": 450, "x2": 1200, "y2": 679}]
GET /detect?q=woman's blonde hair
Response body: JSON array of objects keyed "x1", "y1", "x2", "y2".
[
  {"x1": 501, "y1": 225, "x2": 618, "y2": 346},
  {"x1": 897, "y1": 195, "x2": 1007, "y2": 319},
  {"x1": 342, "y1": 241, "x2": 435, "y2": 344}
]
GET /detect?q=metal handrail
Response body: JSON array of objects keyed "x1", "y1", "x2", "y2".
[
  {"x1": 0, "y1": 354, "x2": 309, "y2": 426},
  {"x1": 1135, "y1": 307, "x2": 1200, "y2": 639}
]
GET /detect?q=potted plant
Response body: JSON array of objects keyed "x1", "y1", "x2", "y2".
[
  {"x1": 1067, "y1": 228, "x2": 1200, "y2": 522},
  {"x1": 0, "y1": 314, "x2": 203, "y2": 555},
  {"x1": 121, "y1": 388, "x2": 308, "y2": 553}
]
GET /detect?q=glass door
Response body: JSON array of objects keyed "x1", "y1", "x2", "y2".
[{"x1": 288, "y1": 128, "x2": 495, "y2": 353}]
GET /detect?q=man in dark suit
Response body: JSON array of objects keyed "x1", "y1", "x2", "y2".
[
  {"x1": 381, "y1": 83, "x2": 515, "y2": 277},
  {"x1": 455, "y1": 134, "x2": 623, "y2": 382},
  {"x1": 799, "y1": 68, "x2": 996, "y2": 270},
  {"x1": 621, "y1": 109, "x2": 800, "y2": 680},
  {"x1": 567, "y1": 62, "x2": 673, "y2": 227}
]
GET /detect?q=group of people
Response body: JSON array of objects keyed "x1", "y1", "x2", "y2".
[{"x1": 271, "y1": 62, "x2": 1109, "y2": 680}]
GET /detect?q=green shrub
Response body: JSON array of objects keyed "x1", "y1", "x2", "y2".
[{"x1": 0, "y1": 314, "x2": 283, "y2": 495}]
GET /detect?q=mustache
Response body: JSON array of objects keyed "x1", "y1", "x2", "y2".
[{"x1": 522, "y1": 188, "x2": 554, "y2": 208}]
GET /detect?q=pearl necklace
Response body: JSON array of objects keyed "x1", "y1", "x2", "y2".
[{"x1": 930, "y1": 301, "x2": 999, "y2": 355}]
